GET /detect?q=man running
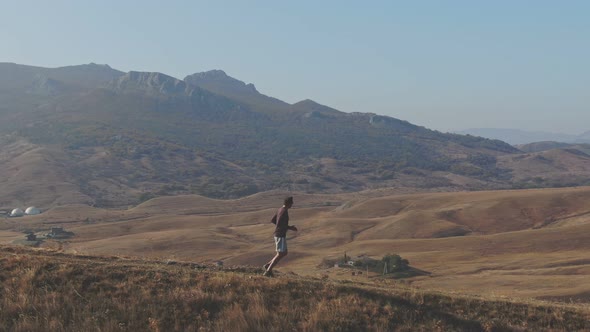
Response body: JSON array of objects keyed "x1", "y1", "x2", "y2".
[{"x1": 263, "y1": 196, "x2": 298, "y2": 277}]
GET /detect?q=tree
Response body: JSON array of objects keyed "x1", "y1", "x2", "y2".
[{"x1": 381, "y1": 254, "x2": 408, "y2": 274}]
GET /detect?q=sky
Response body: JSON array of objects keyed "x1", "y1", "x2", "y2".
[{"x1": 1, "y1": 1, "x2": 589, "y2": 134}]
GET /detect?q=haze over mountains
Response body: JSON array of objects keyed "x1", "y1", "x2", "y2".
[
  {"x1": 457, "y1": 128, "x2": 590, "y2": 145},
  {"x1": 2, "y1": 62, "x2": 590, "y2": 208}
]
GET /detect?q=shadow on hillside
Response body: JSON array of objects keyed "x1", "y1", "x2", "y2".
[
  {"x1": 407, "y1": 266, "x2": 432, "y2": 276},
  {"x1": 375, "y1": 266, "x2": 432, "y2": 279},
  {"x1": 537, "y1": 291, "x2": 590, "y2": 304}
]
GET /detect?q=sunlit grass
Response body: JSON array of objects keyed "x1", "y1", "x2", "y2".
[{"x1": 1, "y1": 245, "x2": 589, "y2": 331}]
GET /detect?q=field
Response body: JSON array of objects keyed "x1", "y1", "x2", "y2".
[{"x1": 2, "y1": 186, "x2": 590, "y2": 329}]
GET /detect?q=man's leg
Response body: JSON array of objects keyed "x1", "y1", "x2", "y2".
[
  {"x1": 267, "y1": 251, "x2": 287, "y2": 272},
  {"x1": 265, "y1": 236, "x2": 287, "y2": 274}
]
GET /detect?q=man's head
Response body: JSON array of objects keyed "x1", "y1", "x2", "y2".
[{"x1": 284, "y1": 196, "x2": 294, "y2": 208}]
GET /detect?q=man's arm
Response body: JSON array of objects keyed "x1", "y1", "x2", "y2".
[
  {"x1": 288, "y1": 225, "x2": 298, "y2": 231},
  {"x1": 271, "y1": 214, "x2": 277, "y2": 224}
]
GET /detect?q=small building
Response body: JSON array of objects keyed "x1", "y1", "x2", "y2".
[
  {"x1": 46, "y1": 227, "x2": 74, "y2": 239},
  {"x1": 51, "y1": 227, "x2": 64, "y2": 235},
  {"x1": 26, "y1": 233, "x2": 37, "y2": 241},
  {"x1": 25, "y1": 207, "x2": 41, "y2": 215},
  {"x1": 10, "y1": 208, "x2": 24, "y2": 217}
]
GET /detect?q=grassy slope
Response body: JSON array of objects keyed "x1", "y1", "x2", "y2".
[{"x1": 1, "y1": 245, "x2": 589, "y2": 332}]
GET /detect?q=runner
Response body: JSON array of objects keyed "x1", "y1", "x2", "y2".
[{"x1": 263, "y1": 196, "x2": 298, "y2": 277}]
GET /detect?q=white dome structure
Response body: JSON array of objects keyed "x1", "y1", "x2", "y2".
[
  {"x1": 25, "y1": 207, "x2": 41, "y2": 215},
  {"x1": 10, "y1": 208, "x2": 24, "y2": 217}
]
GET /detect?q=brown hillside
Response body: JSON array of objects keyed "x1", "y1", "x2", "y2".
[
  {"x1": 0, "y1": 139, "x2": 92, "y2": 208},
  {"x1": 498, "y1": 148, "x2": 590, "y2": 184},
  {"x1": 2, "y1": 186, "x2": 590, "y2": 302}
]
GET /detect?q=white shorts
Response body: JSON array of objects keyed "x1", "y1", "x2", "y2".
[{"x1": 274, "y1": 236, "x2": 287, "y2": 252}]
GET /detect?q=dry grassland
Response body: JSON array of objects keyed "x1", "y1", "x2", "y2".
[{"x1": 2, "y1": 186, "x2": 590, "y2": 305}]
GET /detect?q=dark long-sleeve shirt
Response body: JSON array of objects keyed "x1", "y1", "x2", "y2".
[{"x1": 271, "y1": 206, "x2": 290, "y2": 237}]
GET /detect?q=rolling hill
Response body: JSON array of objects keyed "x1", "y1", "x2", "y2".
[{"x1": 3, "y1": 186, "x2": 590, "y2": 304}]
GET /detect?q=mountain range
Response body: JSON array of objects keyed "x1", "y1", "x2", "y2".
[{"x1": 1, "y1": 62, "x2": 590, "y2": 208}]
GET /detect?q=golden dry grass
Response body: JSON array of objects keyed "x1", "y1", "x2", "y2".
[{"x1": 1, "y1": 245, "x2": 589, "y2": 332}]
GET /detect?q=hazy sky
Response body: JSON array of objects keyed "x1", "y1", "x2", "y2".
[{"x1": 2, "y1": 1, "x2": 589, "y2": 134}]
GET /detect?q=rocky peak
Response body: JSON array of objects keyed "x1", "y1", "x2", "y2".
[
  {"x1": 293, "y1": 99, "x2": 322, "y2": 109},
  {"x1": 185, "y1": 70, "x2": 258, "y2": 94},
  {"x1": 108, "y1": 71, "x2": 190, "y2": 95},
  {"x1": 47, "y1": 63, "x2": 124, "y2": 89},
  {"x1": 190, "y1": 69, "x2": 229, "y2": 80}
]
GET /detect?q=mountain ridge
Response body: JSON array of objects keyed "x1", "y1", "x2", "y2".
[
  {"x1": 0, "y1": 62, "x2": 588, "y2": 208},
  {"x1": 185, "y1": 69, "x2": 291, "y2": 114}
]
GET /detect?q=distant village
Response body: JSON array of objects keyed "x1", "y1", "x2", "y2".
[
  {"x1": 1, "y1": 206, "x2": 75, "y2": 246},
  {"x1": 22, "y1": 226, "x2": 75, "y2": 243},
  {"x1": 320, "y1": 252, "x2": 433, "y2": 280}
]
